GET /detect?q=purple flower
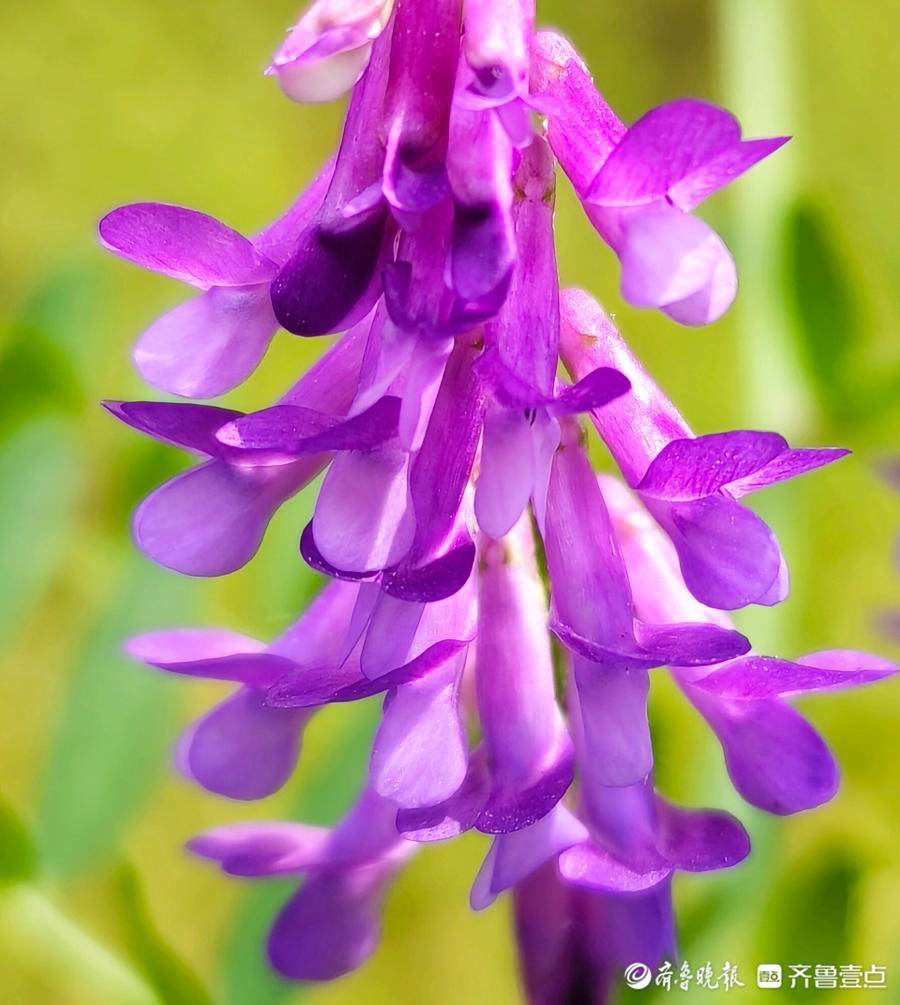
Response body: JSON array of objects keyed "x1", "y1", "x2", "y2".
[
  {"x1": 532, "y1": 31, "x2": 788, "y2": 325},
  {"x1": 101, "y1": 1, "x2": 897, "y2": 998}
]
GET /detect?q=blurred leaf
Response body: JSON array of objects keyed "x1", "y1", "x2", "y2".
[
  {"x1": 114, "y1": 861, "x2": 214, "y2": 1005},
  {"x1": 0, "y1": 324, "x2": 84, "y2": 426},
  {"x1": 0, "y1": 796, "x2": 39, "y2": 884},
  {"x1": 221, "y1": 700, "x2": 381, "y2": 1005},
  {"x1": 36, "y1": 555, "x2": 198, "y2": 877},
  {"x1": 783, "y1": 200, "x2": 859, "y2": 417},
  {"x1": 0, "y1": 417, "x2": 83, "y2": 649}
]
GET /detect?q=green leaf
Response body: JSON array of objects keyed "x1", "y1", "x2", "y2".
[
  {"x1": 782, "y1": 200, "x2": 860, "y2": 418},
  {"x1": 114, "y1": 861, "x2": 214, "y2": 1005},
  {"x1": 0, "y1": 796, "x2": 39, "y2": 884},
  {"x1": 36, "y1": 555, "x2": 198, "y2": 877},
  {"x1": 221, "y1": 700, "x2": 381, "y2": 1005},
  {"x1": 0, "y1": 325, "x2": 84, "y2": 426},
  {"x1": 0, "y1": 417, "x2": 84, "y2": 650}
]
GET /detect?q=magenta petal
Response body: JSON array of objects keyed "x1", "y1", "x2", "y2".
[
  {"x1": 267, "y1": 866, "x2": 392, "y2": 981},
  {"x1": 548, "y1": 367, "x2": 632, "y2": 417},
  {"x1": 654, "y1": 800, "x2": 750, "y2": 872},
  {"x1": 669, "y1": 136, "x2": 790, "y2": 212},
  {"x1": 136, "y1": 459, "x2": 317, "y2": 577},
  {"x1": 636, "y1": 431, "x2": 789, "y2": 501},
  {"x1": 103, "y1": 400, "x2": 241, "y2": 456},
  {"x1": 312, "y1": 447, "x2": 415, "y2": 573},
  {"x1": 692, "y1": 652, "x2": 897, "y2": 700},
  {"x1": 178, "y1": 688, "x2": 308, "y2": 800},
  {"x1": 371, "y1": 657, "x2": 467, "y2": 808},
  {"x1": 645, "y1": 493, "x2": 785, "y2": 611},
  {"x1": 558, "y1": 843, "x2": 671, "y2": 893},
  {"x1": 134, "y1": 285, "x2": 278, "y2": 399},
  {"x1": 729, "y1": 447, "x2": 850, "y2": 497},
  {"x1": 99, "y1": 203, "x2": 277, "y2": 288}
]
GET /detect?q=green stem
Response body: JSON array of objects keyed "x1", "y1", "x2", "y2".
[{"x1": 0, "y1": 883, "x2": 162, "y2": 1005}]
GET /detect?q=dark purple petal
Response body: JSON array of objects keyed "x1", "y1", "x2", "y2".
[
  {"x1": 654, "y1": 799, "x2": 750, "y2": 872},
  {"x1": 98, "y1": 203, "x2": 277, "y2": 288},
  {"x1": 216, "y1": 396, "x2": 401, "y2": 458},
  {"x1": 380, "y1": 535, "x2": 477, "y2": 603},
  {"x1": 103, "y1": 400, "x2": 242, "y2": 457},
  {"x1": 298, "y1": 522, "x2": 376, "y2": 582},
  {"x1": 644, "y1": 493, "x2": 786, "y2": 611},
  {"x1": 691, "y1": 651, "x2": 897, "y2": 700},
  {"x1": 133, "y1": 285, "x2": 278, "y2": 399},
  {"x1": 177, "y1": 688, "x2": 308, "y2": 800},
  {"x1": 633, "y1": 620, "x2": 751, "y2": 667},
  {"x1": 476, "y1": 748, "x2": 574, "y2": 835},
  {"x1": 636, "y1": 431, "x2": 789, "y2": 501},
  {"x1": 548, "y1": 367, "x2": 632, "y2": 417}
]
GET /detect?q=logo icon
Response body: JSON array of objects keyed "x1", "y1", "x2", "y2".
[
  {"x1": 624, "y1": 963, "x2": 653, "y2": 990},
  {"x1": 757, "y1": 964, "x2": 783, "y2": 989}
]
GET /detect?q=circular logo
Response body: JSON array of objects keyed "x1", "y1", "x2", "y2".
[{"x1": 623, "y1": 963, "x2": 653, "y2": 990}]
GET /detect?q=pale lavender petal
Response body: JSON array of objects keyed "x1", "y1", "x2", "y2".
[
  {"x1": 371, "y1": 656, "x2": 467, "y2": 808},
  {"x1": 397, "y1": 338, "x2": 452, "y2": 452},
  {"x1": 312, "y1": 447, "x2": 415, "y2": 573},
  {"x1": 462, "y1": 0, "x2": 532, "y2": 103},
  {"x1": 474, "y1": 407, "x2": 535, "y2": 539},
  {"x1": 133, "y1": 285, "x2": 278, "y2": 399},
  {"x1": 636, "y1": 431, "x2": 789, "y2": 501},
  {"x1": 135, "y1": 458, "x2": 318, "y2": 577},
  {"x1": 659, "y1": 249, "x2": 738, "y2": 326},
  {"x1": 99, "y1": 204, "x2": 277, "y2": 288},
  {"x1": 178, "y1": 688, "x2": 308, "y2": 800},
  {"x1": 557, "y1": 843, "x2": 671, "y2": 894},
  {"x1": 359, "y1": 592, "x2": 425, "y2": 679},
  {"x1": 397, "y1": 748, "x2": 490, "y2": 842},
  {"x1": 188, "y1": 822, "x2": 332, "y2": 877}
]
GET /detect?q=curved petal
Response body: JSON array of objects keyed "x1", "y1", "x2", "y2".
[
  {"x1": 103, "y1": 400, "x2": 241, "y2": 456},
  {"x1": 474, "y1": 407, "x2": 535, "y2": 539},
  {"x1": 558, "y1": 843, "x2": 671, "y2": 893},
  {"x1": 136, "y1": 458, "x2": 317, "y2": 577},
  {"x1": 188, "y1": 822, "x2": 332, "y2": 877},
  {"x1": 396, "y1": 748, "x2": 490, "y2": 842},
  {"x1": 654, "y1": 800, "x2": 750, "y2": 872},
  {"x1": 133, "y1": 285, "x2": 279, "y2": 399},
  {"x1": 99, "y1": 204, "x2": 277, "y2": 288},
  {"x1": 178, "y1": 688, "x2": 309, "y2": 800}
]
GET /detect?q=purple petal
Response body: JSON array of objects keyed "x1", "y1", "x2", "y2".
[
  {"x1": 371, "y1": 656, "x2": 468, "y2": 808},
  {"x1": 462, "y1": 0, "x2": 531, "y2": 104},
  {"x1": 616, "y1": 201, "x2": 736, "y2": 317},
  {"x1": 557, "y1": 843, "x2": 671, "y2": 894},
  {"x1": 359, "y1": 593, "x2": 426, "y2": 679},
  {"x1": 380, "y1": 536, "x2": 477, "y2": 603},
  {"x1": 684, "y1": 686, "x2": 839, "y2": 815},
  {"x1": 654, "y1": 799, "x2": 750, "y2": 872},
  {"x1": 103, "y1": 400, "x2": 241, "y2": 457},
  {"x1": 270, "y1": 580, "x2": 363, "y2": 664},
  {"x1": 397, "y1": 748, "x2": 490, "y2": 842},
  {"x1": 476, "y1": 749, "x2": 574, "y2": 835},
  {"x1": 397, "y1": 338, "x2": 453, "y2": 452},
  {"x1": 127, "y1": 629, "x2": 292, "y2": 688},
  {"x1": 178, "y1": 688, "x2": 308, "y2": 800},
  {"x1": 728, "y1": 447, "x2": 850, "y2": 497},
  {"x1": 133, "y1": 285, "x2": 278, "y2": 399},
  {"x1": 99, "y1": 203, "x2": 277, "y2": 288},
  {"x1": 636, "y1": 431, "x2": 789, "y2": 501},
  {"x1": 216, "y1": 396, "x2": 401, "y2": 458},
  {"x1": 267, "y1": 866, "x2": 393, "y2": 981},
  {"x1": 692, "y1": 652, "x2": 897, "y2": 700},
  {"x1": 270, "y1": 206, "x2": 392, "y2": 337},
  {"x1": 471, "y1": 804, "x2": 589, "y2": 910},
  {"x1": 188, "y1": 822, "x2": 332, "y2": 877},
  {"x1": 474, "y1": 408, "x2": 535, "y2": 539},
  {"x1": 299, "y1": 522, "x2": 376, "y2": 582},
  {"x1": 644, "y1": 493, "x2": 786, "y2": 611},
  {"x1": 548, "y1": 367, "x2": 632, "y2": 417},
  {"x1": 312, "y1": 447, "x2": 415, "y2": 573},
  {"x1": 633, "y1": 620, "x2": 751, "y2": 667},
  {"x1": 658, "y1": 249, "x2": 738, "y2": 326},
  {"x1": 135, "y1": 459, "x2": 318, "y2": 577}
]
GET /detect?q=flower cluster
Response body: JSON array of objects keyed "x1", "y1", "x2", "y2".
[{"x1": 101, "y1": 0, "x2": 896, "y2": 1000}]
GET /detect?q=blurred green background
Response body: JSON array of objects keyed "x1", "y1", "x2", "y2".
[{"x1": 1, "y1": 1, "x2": 898, "y2": 1003}]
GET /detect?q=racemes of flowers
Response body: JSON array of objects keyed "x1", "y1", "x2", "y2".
[{"x1": 100, "y1": 0, "x2": 897, "y2": 1000}]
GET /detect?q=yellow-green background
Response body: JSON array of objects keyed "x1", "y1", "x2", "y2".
[{"x1": 1, "y1": 1, "x2": 898, "y2": 1003}]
